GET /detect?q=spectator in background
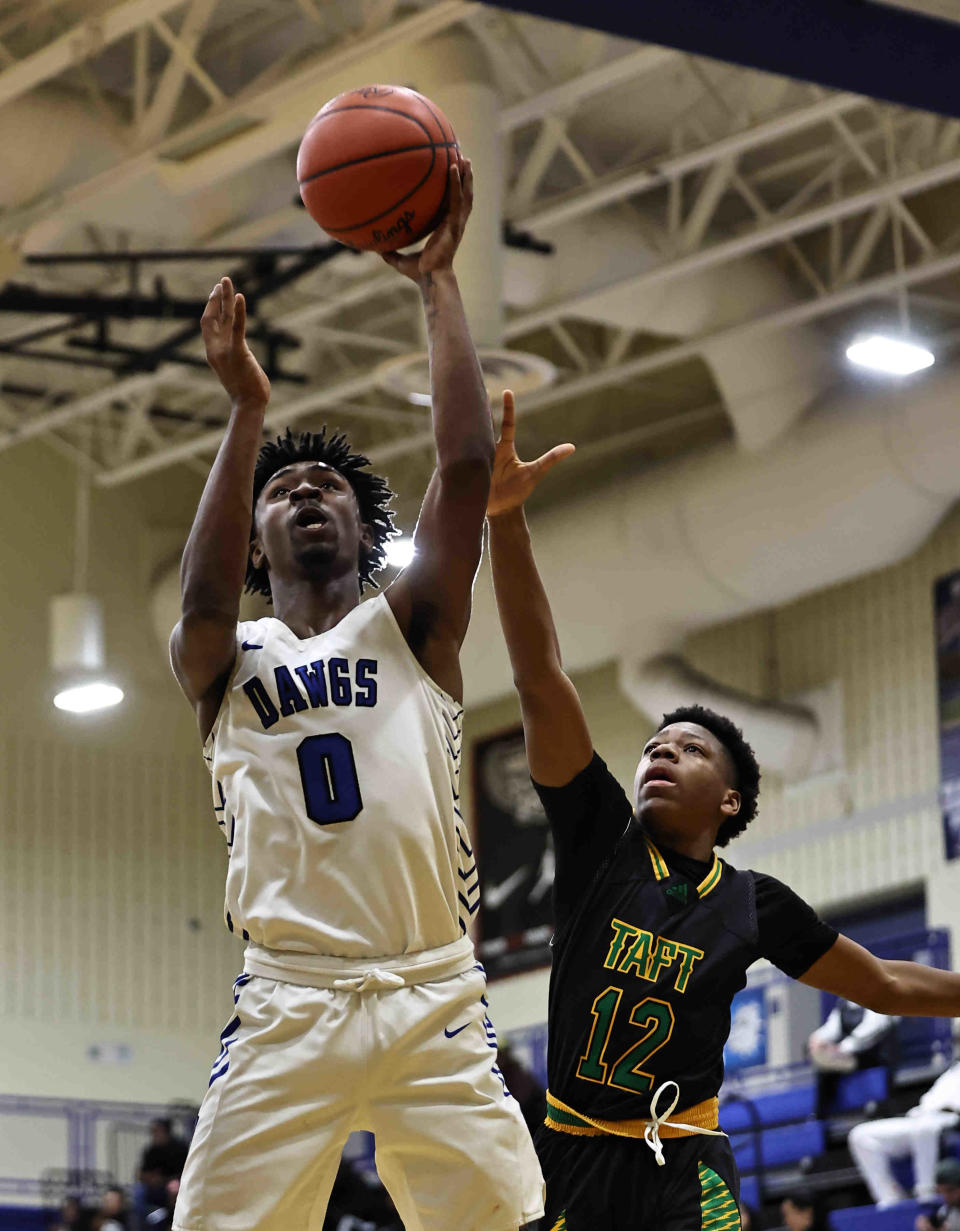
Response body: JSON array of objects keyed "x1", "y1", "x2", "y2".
[
  {"x1": 139, "y1": 1120, "x2": 188, "y2": 1195},
  {"x1": 809, "y1": 1000, "x2": 898, "y2": 1075},
  {"x1": 780, "y1": 1189, "x2": 827, "y2": 1231},
  {"x1": 738, "y1": 1200, "x2": 760, "y2": 1230},
  {"x1": 809, "y1": 998, "x2": 898, "y2": 1118},
  {"x1": 848, "y1": 1061, "x2": 960, "y2": 1206},
  {"x1": 136, "y1": 1119, "x2": 188, "y2": 1228},
  {"x1": 92, "y1": 1187, "x2": 128, "y2": 1231},
  {"x1": 916, "y1": 1158, "x2": 960, "y2": 1231},
  {"x1": 49, "y1": 1195, "x2": 91, "y2": 1231},
  {"x1": 144, "y1": 1179, "x2": 178, "y2": 1230}
]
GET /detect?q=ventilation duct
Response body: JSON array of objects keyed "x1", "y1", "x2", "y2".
[
  {"x1": 503, "y1": 207, "x2": 829, "y2": 452},
  {"x1": 617, "y1": 654, "x2": 842, "y2": 783},
  {"x1": 461, "y1": 364, "x2": 960, "y2": 722}
]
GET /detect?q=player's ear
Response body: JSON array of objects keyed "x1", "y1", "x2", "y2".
[
  {"x1": 250, "y1": 535, "x2": 267, "y2": 571},
  {"x1": 721, "y1": 788, "x2": 741, "y2": 818},
  {"x1": 358, "y1": 520, "x2": 374, "y2": 553}
]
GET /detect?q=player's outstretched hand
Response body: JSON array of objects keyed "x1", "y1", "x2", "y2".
[
  {"x1": 201, "y1": 276, "x2": 271, "y2": 407},
  {"x1": 381, "y1": 159, "x2": 473, "y2": 282},
  {"x1": 487, "y1": 390, "x2": 575, "y2": 519}
]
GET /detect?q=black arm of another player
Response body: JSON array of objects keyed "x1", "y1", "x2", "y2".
[
  {"x1": 382, "y1": 162, "x2": 495, "y2": 703},
  {"x1": 800, "y1": 933, "x2": 960, "y2": 1016},
  {"x1": 486, "y1": 393, "x2": 593, "y2": 787},
  {"x1": 170, "y1": 278, "x2": 271, "y2": 741}
]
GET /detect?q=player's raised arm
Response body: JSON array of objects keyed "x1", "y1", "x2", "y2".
[
  {"x1": 170, "y1": 277, "x2": 271, "y2": 738},
  {"x1": 486, "y1": 392, "x2": 591, "y2": 787},
  {"x1": 382, "y1": 160, "x2": 494, "y2": 701},
  {"x1": 800, "y1": 933, "x2": 960, "y2": 1017}
]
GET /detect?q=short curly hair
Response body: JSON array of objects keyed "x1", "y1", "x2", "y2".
[
  {"x1": 658, "y1": 704, "x2": 761, "y2": 846},
  {"x1": 247, "y1": 426, "x2": 396, "y2": 599}
]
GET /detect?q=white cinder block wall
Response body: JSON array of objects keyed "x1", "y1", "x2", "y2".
[{"x1": 0, "y1": 733, "x2": 243, "y2": 1100}]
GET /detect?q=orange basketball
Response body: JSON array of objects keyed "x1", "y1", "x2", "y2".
[{"x1": 297, "y1": 85, "x2": 460, "y2": 253}]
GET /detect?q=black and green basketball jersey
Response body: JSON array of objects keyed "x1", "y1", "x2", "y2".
[{"x1": 546, "y1": 822, "x2": 759, "y2": 1123}]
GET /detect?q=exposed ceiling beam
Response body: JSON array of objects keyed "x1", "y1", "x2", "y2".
[
  {"x1": 96, "y1": 369, "x2": 381, "y2": 485},
  {"x1": 0, "y1": 369, "x2": 185, "y2": 452},
  {"x1": 514, "y1": 92, "x2": 868, "y2": 231},
  {"x1": 484, "y1": 0, "x2": 960, "y2": 119},
  {"x1": 0, "y1": 0, "x2": 475, "y2": 244},
  {"x1": 498, "y1": 44, "x2": 677, "y2": 131},
  {"x1": 91, "y1": 243, "x2": 960, "y2": 484},
  {"x1": 368, "y1": 244, "x2": 960, "y2": 468},
  {"x1": 139, "y1": 0, "x2": 223, "y2": 144},
  {"x1": 0, "y1": 0, "x2": 189, "y2": 111},
  {"x1": 506, "y1": 147, "x2": 960, "y2": 338}
]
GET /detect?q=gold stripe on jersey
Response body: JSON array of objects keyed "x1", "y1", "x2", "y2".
[
  {"x1": 545, "y1": 1090, "x2": 720, "y2": 1139},
  {"x1": 697, "y1": 854, "x2": 722, "y2": 899},
  {"x1": 644, "y1": 836, "x2": 723, "y2": 899},
  {"x1": 698, "y1": 1163, "x2": 741, "y2": 1229},
  {"x1": 645, "y1": 838, "x2": 670, "y2": 881},
  {"x1": 548, "y1": 1215, "x2": 567, "y2": 1231}
]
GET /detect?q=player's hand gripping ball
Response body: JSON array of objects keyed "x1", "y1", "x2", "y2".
[{"x1": 297, "y1": 84, "x2": 461, "y2": 253}]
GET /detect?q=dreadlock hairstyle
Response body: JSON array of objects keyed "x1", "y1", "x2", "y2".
[
  {"x1": 658, "y1": 703, "x2": 761, "y2": 847},
  {"x1": 246, "y1": 426, "x2": 396, "y2": 600}
]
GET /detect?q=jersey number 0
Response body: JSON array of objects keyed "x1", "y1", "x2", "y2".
[{"x1": 297, "y1": 733, "x2": 363, "y2": 824}]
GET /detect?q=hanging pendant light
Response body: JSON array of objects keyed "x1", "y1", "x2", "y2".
[{"x1": 50, "y1": 449, "x2": 123, "y2": 714}]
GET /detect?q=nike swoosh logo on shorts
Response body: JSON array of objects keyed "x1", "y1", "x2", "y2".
[
  {"x1": 444, "y1": 1023, "x2": 470, "y2": 1038},
  {"x1": 241, "y1": 641, "x2": 263, "y2": 651}
]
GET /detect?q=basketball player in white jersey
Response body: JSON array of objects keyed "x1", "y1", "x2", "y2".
[{"x1": 169, "y1": 162, "x2": 544, "y2": 1231}]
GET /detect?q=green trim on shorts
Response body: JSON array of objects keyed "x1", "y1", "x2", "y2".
[{"x1": 698, "y1": 1163, "x2": 741, "y2": 1230}]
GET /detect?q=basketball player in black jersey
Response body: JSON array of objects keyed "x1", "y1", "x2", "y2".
[{"x1": 486, "y1": 391, "x2": 960, "y2": 1231}]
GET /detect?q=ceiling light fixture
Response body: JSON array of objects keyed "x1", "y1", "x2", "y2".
[
  {"x1": 50, "y1": 452, "x2": 124, "y2": 716},
  {"x1": 846, "y1": 334, "x2": 935, "y2": 376},
  {"x1": 54, "y1": 681, "x2": 124, "y2": 713}
]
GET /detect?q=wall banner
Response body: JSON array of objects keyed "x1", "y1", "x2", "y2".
[
  {"x1": 473, "y1": 726, "x2": 554, "y2": 980},
  {"x1": 936, "y1": 570, "x2": 960, "y2": 860}
]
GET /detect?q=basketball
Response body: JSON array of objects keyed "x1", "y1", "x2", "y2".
[{"x1": 297, "y1": 84, "x2": 460, "y2": 253}]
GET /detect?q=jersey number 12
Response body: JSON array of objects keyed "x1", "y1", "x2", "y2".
[
  {"x1": 297, "y1": 733, "x2": 363, "y2": 824},
  {"x1": 577, "y1": 986, "x2": 675, "y2": 1095}
]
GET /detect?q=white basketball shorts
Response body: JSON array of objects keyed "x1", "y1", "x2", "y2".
[{"x1": 173, "y1": 960, "x2": 544, "y2": 1231}]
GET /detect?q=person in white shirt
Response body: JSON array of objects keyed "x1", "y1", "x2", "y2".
[
  {"x1": 809, "y1": 1001, "x2": 898, "y2": 1074},
  {"x1": 849, "y1": 1061, "x2": 960, "y2": 1206}
]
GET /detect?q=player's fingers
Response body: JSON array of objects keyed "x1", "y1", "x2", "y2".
[
  {"x1": 233, "y1": 292, "x2": 246, "y2": 337},
  {"x1": 460, "y1": 158, "x2": 474, "y2": 213},
  {"x1": 216, "y1": 278, "x2": 234, "y2": 327},
  {"x1": 533, "y1": 442, "x2": 575, "y2": 478},
  {"x1": 499, "y1": 389, "x2": 516, "y2": 442},
  {"x1": 202, "y1": 283, "x2": 221, "y2": 324},
  {"x1": 447, "y1": 163, "x2": 463, "y2": 222}
]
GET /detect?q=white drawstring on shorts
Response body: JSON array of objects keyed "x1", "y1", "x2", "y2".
[
  {"x1": 644, "y1": 1081, "x2": 727, "y2": 1167},
  {"x1": 332, "y1": 969, "x2": 406, "y2": 993}
]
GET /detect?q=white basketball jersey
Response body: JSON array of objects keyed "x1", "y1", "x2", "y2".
[{"x1": 203, "y1": 594, "x2": 479, "y2": 958}]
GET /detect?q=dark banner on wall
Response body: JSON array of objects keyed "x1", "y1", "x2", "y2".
[
  {"x1": 473, "y1": 726, "x2": 554, "y2": 980},
  {"x1": 935, "y1": 570, "x2": 960, "y2": 860}
]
